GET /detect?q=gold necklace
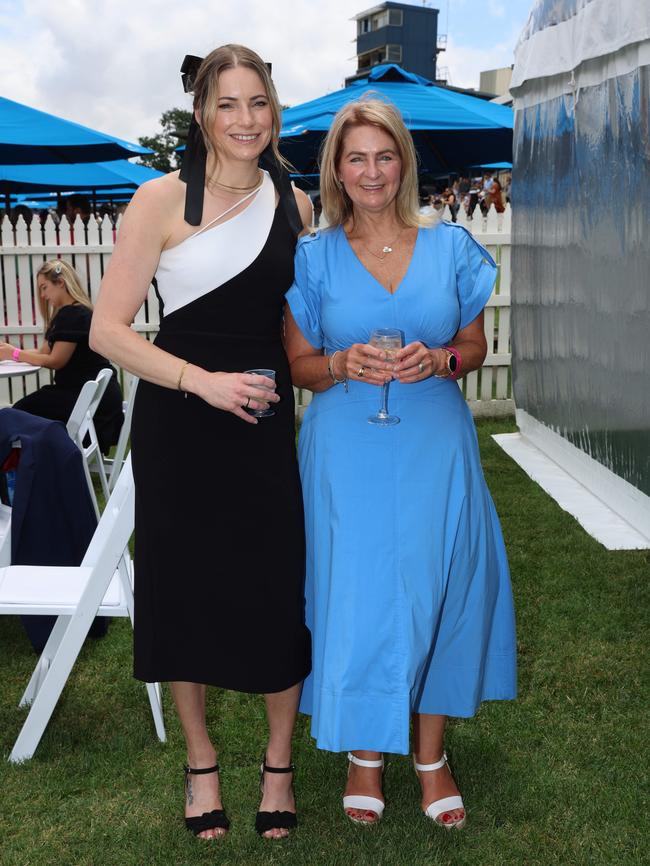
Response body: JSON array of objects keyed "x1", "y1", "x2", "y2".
[
  {"x1": 360, "y1": 226, "x2": 404, "y2": 261},
  {"x1": 207, "y1": 169, "x2": 263, "y2": 193}
]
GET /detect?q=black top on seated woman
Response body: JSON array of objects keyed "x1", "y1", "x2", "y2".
[{"x1": 0, "y1": 259, "x2": 123, "y2": 454}]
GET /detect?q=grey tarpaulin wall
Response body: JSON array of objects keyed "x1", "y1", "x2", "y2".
[{"x1": 510, "y1": 0, "x2": 650, "y2": 500}]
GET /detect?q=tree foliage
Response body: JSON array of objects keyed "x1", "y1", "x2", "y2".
[{"x1": 137, "y1": 108, "x2": 192, "y2": 173}]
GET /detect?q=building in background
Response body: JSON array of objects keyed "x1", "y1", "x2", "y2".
[
  {"x1": 346, "y1": 2, "x2": 443, "y2": 86},
  {"x1": 480, "y1": 66, "x2": 513, "y2": 99}
]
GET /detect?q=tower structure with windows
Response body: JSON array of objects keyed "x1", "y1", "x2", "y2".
[{"x1": 346, "y1": 2, "x2": 441, "y2": 86}]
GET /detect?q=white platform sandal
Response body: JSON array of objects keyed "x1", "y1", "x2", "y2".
[
  {"x1": 413, "y1": 752, "x2": 466, "y2": 830},
  {"x1": 342, "y1": 752, "x2": 385, "y2": 824}
]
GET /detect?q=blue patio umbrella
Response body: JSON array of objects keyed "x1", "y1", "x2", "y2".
[
  {"x1": 0, "y1": 159, "x2": 163, "y2": 194},
  {"x1": 473, "y1": 161, "x2": 513, "y2": 170},
  {"x1": 280, "y1": 65, "x2": 513, "y2": 175},
  {"x1": 11, "y1": 188, "x2": 140, "y2": 211},
  {"x1": 0, "y1": 96, "x2": 152, "y2": 164}
]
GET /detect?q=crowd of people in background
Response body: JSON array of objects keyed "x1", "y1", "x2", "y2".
[
  {"x1": 2, "y1": 171, "x2": 511, "y2": 232},
  {"x1": 420, "y1": 172, "x2": 511, "y2": 221}
]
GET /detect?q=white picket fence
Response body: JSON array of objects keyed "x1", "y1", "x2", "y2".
[{"x1": 0, "y1": 204, "x2": 512, "y2": 416}]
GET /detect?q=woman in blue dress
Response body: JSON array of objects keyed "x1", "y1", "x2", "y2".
[{"x1": 284, "y1": 98, "x2": 516, "y2": 829}]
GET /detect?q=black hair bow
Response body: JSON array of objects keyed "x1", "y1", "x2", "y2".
[{"x1": 178, "y1": 54, "x2": 300, "y2": 235}]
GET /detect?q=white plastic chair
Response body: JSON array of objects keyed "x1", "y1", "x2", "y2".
[
  {"x1": 0, "y1": 501, "x2": 11, "y2": 566},
  {"x1": 105, "y1": 374, "x2": 138, "y2": 492},
  {"x1": 0, "y1": 455, "x2": 166, "y2": 763},
  {"x1": 66, "y1": 368, "x2": 113, "y2": 519}
]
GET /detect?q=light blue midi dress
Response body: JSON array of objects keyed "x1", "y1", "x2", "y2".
[{"x1": 286, "y1": 221, "x2": 517, "y2": 755}]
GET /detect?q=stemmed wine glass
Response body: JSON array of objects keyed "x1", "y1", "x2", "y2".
[{"x1": 367, "y1": 328, "x2": 403, "y2": 426}]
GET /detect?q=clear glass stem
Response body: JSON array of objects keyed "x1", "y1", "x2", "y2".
[{"x1": 378, "y1": 380, "x2": 390, "y2": 418}]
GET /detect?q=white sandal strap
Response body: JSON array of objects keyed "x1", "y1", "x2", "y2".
[
  {"x1": 347, "y1": 752, "x2": 384, "y2": 769},
  {"x1": 413, "y1": 751, "x2": 448, "y2": 772},
  {"x1": 424, "y1": 795, "x2": 465, "y2": 822},
  {"x1": 343, "y1": 795, "x2": 385, "y2": 818}
]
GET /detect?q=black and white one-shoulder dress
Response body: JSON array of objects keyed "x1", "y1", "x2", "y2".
[{"x1": 131, "y1": 172, "x2": 311, "y2": 693}]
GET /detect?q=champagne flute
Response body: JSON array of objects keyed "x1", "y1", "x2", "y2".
[{"x1": 367, "y1": 328, "x2": 403, "y2": 426}]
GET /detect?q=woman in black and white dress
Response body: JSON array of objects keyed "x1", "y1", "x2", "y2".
[{"x1": 91, "y1": 45, "x2": 312, "y2": 841}]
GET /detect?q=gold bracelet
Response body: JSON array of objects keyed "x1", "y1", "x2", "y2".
[{"x1": 176, "y1": 360, "x2": 190, "y2": 391}]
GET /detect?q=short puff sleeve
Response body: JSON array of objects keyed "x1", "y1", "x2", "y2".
[
  {"x1": 451, "y1": 225, "x2": 497, "y2": 330},
  {"x1": 46, "y1": 304, "x2": 92, "y2": 347},
  {"x1": 285, "y1": 234, "x2": 324, "y2": 350}
]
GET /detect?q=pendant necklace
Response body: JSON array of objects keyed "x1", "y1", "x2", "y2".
[{"x1": 361, "y1": 226, "x2": 404, "y2": 261}]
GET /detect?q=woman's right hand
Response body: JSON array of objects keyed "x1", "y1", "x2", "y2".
[
  {"x1": 185, "y1": 367, "x2": 280, "y2": 424},
  {"x1": 333, "y1": 344, "x2": 396, "y2": 386}
]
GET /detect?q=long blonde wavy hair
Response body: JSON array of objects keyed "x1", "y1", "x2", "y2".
[{"x1": 37, "y1": 260, "x2": 91, "y2": 330}]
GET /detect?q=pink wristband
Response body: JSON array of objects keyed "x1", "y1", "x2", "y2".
[
  {"x1": 12, "y1": 348, "x2": 20, "y2": 362},
  {"x1": 443, "y1": 345, "x2": 462, "y2": 380}
]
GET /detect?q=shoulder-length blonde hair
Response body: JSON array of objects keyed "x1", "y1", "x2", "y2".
[
  {"x1": 320, "y1": 96, "x2": 435, "y2": 229},
  {"x1": 192, "y1": 44, "x2": 290, "y2": 172},
  {"x1": 37, "y1": 260, "x2": 91, "y2": 330}
]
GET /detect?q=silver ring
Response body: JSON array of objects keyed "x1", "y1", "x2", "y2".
[
  {"x1": 358, "y1": 366, "x2": 365, "y2": 378},
  {"x1": 418, "y1": 361, "x2": 425, "y2": 374},
  {"x1": 245, "y1": 396, "x2": 251, "y2": 408}
]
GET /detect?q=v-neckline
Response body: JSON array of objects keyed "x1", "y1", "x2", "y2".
[{"x1": 341, "y1": 225, "x2": 420, "y2": 297}]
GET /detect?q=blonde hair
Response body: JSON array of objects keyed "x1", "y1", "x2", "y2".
[
  {"x1": 320, "y1": 96, "x2": 435, "y2": 229},
  {"x1": 192, "y1": 44, "x2": 290, "y2": 172},
  {"x1": 36, "y1": 260, "x2": 91, "y2": 330}
]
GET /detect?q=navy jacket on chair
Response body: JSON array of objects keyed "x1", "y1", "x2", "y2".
[{"x1": 0, "y1": 409, "x2": 100, "y2": 651}]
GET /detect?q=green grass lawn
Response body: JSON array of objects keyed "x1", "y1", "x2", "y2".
[{"x1": 1, "y1": 417, "x2": 649, "y2": 866}]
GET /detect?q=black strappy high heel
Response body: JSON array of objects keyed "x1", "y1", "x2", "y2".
[
  {"x1": 183, "y1": 763, "x2": 230, "y2": 837},
  {"x1": 255, "y1": 756, "x2": 298, "y2": 837}
]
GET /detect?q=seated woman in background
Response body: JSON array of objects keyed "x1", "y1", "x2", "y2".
[{"x1": 0, "y1": 260, "x2": 123, "y2": 454}]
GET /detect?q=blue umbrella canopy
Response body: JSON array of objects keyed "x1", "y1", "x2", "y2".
[
  {"x1": 0, "y1": 96, "x2": 152, "y2": 164},
  {"x1": 11, "y1": 190, "x2": 135, "y2": 210},
  {"x1": 0, "y1": 159, "x2": 163, "y2": 194},
  {"x1": 473, "y1": 161, "x2": 513, "y2": 169},
  {"x1": 280, "y1": 65, "x2": 513, "y2": 175}
]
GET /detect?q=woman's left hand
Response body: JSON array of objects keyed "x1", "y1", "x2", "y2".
[
  {"x1": 393, "y1": 342, "x2": 448, "y2": 383},
  {"x1": 0, "y1": 343, "x2": 15, "y2": 361}
]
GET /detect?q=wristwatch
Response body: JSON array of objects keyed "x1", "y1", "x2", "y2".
[
  {"x1": 445, "y1": 349, "x2": 457, "y2": 375},
  {"x1": 434, "y1": 348, "x2": 455, "y2": 378}
]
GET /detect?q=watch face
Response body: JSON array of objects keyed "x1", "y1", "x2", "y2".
[{"x1": 448, "y1": 352, "x2": 457, "y2": 373}]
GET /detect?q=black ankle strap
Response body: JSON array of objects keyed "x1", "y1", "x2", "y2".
[
  {"x1": 262, "y1": 761, "x2": 295, "y2": 774},
  {"x1": 184, "y1": 763, "x2": 220, "y2": 776}
]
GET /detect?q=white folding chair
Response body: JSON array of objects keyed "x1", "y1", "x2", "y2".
[
  {"x1": 105, "y1": 375, "x2": 138, "y2": 493},
  {"x1": 0, "y1": 455, "x2": 166, "y2": 763},
  {"x1": 0, "y1": 501, "x2": 11, "y2": 566},
  {"x1": 66, "y1": 368, "x2": 113, "y2": 519}
]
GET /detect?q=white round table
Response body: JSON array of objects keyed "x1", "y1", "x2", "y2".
[{"x1": 0, "y1": 361, "x2": 42, "y2": 377}]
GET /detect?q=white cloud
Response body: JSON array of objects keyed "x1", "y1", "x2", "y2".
[
  {"x1": 488, "y1": 0, "x2": 506, "y2": 18},
  {"x1": 444, "y1": 26, "x2": 520, "y2": 90},
  {"x1": 2, "y1": 0, "x2": 357, "y2": 141},
  {"x1": 1, "y1": 0, "x2": 524, "y2": 143}
]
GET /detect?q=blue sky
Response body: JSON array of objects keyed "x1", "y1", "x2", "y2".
[
  {"x1": 0, "y1": 0, "x2": 536, "y2": 143},
  {"x1": 433, "y1": 0, "x2": 535, "y2": 85}
]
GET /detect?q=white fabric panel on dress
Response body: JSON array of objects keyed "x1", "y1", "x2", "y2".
[{"x1": 155, "y1": 171, "x2": 275, "y2": 316}]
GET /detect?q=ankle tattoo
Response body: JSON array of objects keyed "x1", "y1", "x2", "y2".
[{"x1": 186, "y1": 777, "x2": 194, "y2": 805}]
